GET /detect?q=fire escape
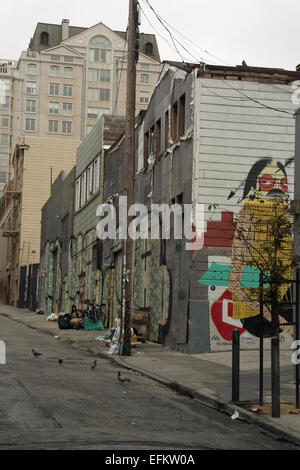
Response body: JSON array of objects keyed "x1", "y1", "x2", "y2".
[{"x1": 0, "y1": 180, "x2": 21, "y2": 238}]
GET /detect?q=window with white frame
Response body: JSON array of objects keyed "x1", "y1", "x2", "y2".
[
  {"x1": 48, "y1": 120, "x2": 59, "y2": 133},
  {"x1": 63, "y1": 84, "x2": 73, "y2": 97},
  {"x1": 0, "y1": 153, "x2": 8, "y2": 166},
  {"x1": 49, "y1": 102, "x2": 59, "y2": 114},
  {"x1": 140, "y1": 73, "x2": 150, "y2": 84},
  {"x1": 87, "y1": 164, "x2": 93, "y2": 198},
  {"x1": 49, "y1": 83, "x2": 59, "y2": 96},
  {"x1": 76, "y1": 178, "x2": 81, "y2": 210},
  {"x1": 0, "y1": 172, "x2": 6, "y2": 184},
  {"x1": 88, "y1": 68, "x2": 111, "y2": 82},
  {"x1": 88, "y1": 88, "x2": 99, "y2": 101},
  {"x1": 0, "y1": 134, "x2": 9, "y2": 146},
  {"x1": 62, "y1": 102, "x2": 73, "y2": 115},
  {"x1": 26, "y1": 81, "x2": 37, "y2": 94},
  {"x1": 62, "y1": 121, "x2": 72, "y2": 134},
  {"x1": 141, "y1": 63, "x2": 150, "y2": 70},
  {"x1": 93, "y1": 156, "x2": 100, "y2": 192},
  {"x1": 51, "y1": 55, "x2": 61, "y2": 61},
  {"x1": 100, "y1": 88, "x2": 110, "y2": 101},
  {"x1": 0, "y1": 79, "x2": 10, "y2": 91},
  {"x1": 25, "y1": 118, "x2": 36, "y2": 131},
  {"x1": 0, "y1": 96, "x2": 9, "y2": 108},
  {"x1": 63, "y1": 67, "x2": 73, "y2": 78},
  {"x1": 89, "y1": 36, "x2": 111, "y2": 64},
  {"x1": 64, "y1": 56, "x2": 74, "y2": 63},
  {"x1": 50, "y1": 65, "x2": 60, "y2": 77},
  {"x1": 140, "y1": 91, "x2": 149, "y2": 103},
  {"x1": 80, "y1": 171, "x2": 86, "y2": 207},
  {"x1": 26, "y1": 99, "x2": 36, "y2": 113},
  {"x1": 1, "y1": 116, "x2": 9, "y2": 128},
  {"x1": 87, "y1": 107, "x2": 100, "y2": 119},
  {"x1": 27, "y1": 63, "x2": 37, "y2": 74}
]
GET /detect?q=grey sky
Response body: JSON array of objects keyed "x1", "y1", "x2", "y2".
[{"x1": 1, "y1": 0, "x2": 300, "y2": 70}]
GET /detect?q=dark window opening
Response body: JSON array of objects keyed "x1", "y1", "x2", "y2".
[
  {"x1": 155, "y1": 119, "x2": 161, "y2": 156},
  {"x1": 40, "y1": 32, "x2": 49, "y2": 45},
  {"x1": 165, "y1": 110, "x2": 169, "y2": 149},
  {"x1": 144, "y1": 42, "x2": 153, "y2": 55},
  {"x1": 144, "y1": 131, "x2": 149, "y2": 170},
  {"x1": 179, "y1": 94, "x2": 185, "y2": 137},
  {"x1": 171, "y1": 101, "x2": 178, "y2": 142},
  {"x1": 150, "y1": 125, "x2": 155, "y2": 155}
]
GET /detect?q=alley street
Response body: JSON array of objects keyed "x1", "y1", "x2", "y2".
[{"x1": 0, "y1": 314, "x2": 298, "y2": 450}]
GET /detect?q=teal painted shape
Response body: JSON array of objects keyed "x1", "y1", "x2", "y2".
[
  {"x1": 198, "y1": 263, "x2": 269, "y2": 288},
  {"x1": 198, "y1": 263, "x2": 230, "y2": 286},
  {"x1": 241, "y1": 266, "x2": 269, "y2": 289}
]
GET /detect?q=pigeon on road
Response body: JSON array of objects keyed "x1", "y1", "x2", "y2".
[
  {"x1": 118, "y1": 371, "x2": 131, "y2": 383},
  {"x1": 32, "y1": 349, "x2": 42, "y2": 358},
  {"x1": 91, "y1": 360, "x2": 97, "y2": 370}
]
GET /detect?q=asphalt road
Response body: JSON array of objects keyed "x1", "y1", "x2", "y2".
[{"x1": 0, "y1": 314, "x2": 298, "y2": 450}]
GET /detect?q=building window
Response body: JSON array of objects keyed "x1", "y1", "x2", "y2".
[
  {"x1": 0, "y1": 79, "x2": 10, "y2": 91},
  {"x1": 62, "y1": 121, "x2": 72, "y2": 134},
  {"x1": 64, "y1": 56, "x2": 74, "y2": 63},
  {"x1": 63, "y1": 84, "x2": 73, "y2": 97},
  {"x1": 26, "y1": 81, "x2": 37, "y2": 94},
  {"x1": 0, "y1": 96, "x2": 9, "y2": 108},
  {"x1": 140, "y1": 73, "x2": 150, "y2": 84},
  {"x1": 40, "y1": 32, "x2": 49, "y2": 45},
  {"x1": 141, "y1": 63, "x2": 150, "y2": 70},
  {"x1": 165, "y1": 110, "x2": 169, "y2": 149},
  {"x1": 87, "y1": 107, "x2": 109, "y2": 119},
  {"x1": 100, "y1": 88, "x2": 110, "y2": 101},
  {"x1": 93, "y1": 157, "x2": 100, "y2": 192},
  {"x1": 50, "y1": 65, "x2": 60, "y2": 77},
  {"x1": 89, "y1": 36, "x2": 111, "y2": 64},
  {"x1": 87, "y1": 164, "x2": 93, "y2": 197},
  {"x1": 25, "y1": 118, "x2": 36, "y2": 131},
  {"x1": 0, "y1": 134, "x2": 9, "y2": 146},
  {"x1": 62, "y1": 103, "x2": 73, "y2": 116},
  {"x1": 144, "y1": 42, "x2": 153, "y2": 55},
  {"x1": 50, "y1": 54, "x2": 60, "y2": 61},
  {"x1": 26, "y1": 99, "x2": 36, "y2": 113},
  {"x1": 155, "y1": 119, "x2": 161, "y2": 156},
  {"x1": 88, "y1": 88, "x2": 99, "y2": 101},
  {"x1": 0, "y1": 153, "x2": 8, "y2": 166},
  {"x1": 171, "y1": 101, "x2": 178, "y2": 142},
  {"x1": 49, "y1": 83, "x2": 59, "y2": 96},
  {"x1": 140, "y1": 91, "x2": 149, "y2": 104},
  {"x1": 0, "y1": 172, "x2": 7, "y2": 184},
  {"x1": 1, "y1": 116, "x2": 9, "y2": 128},
  {"x1": 144, "y1": 131, "x2": 149, "y2": 170},
  {"x1": 49, "y1": 102, "x2": 59, "y2": 114},
  {"x1": 27, "y1": 63, "x2": 37, "y2": 74},
  {"x1": 48, "y1": 120, "x2": 59, "y2": 133},
  {"x1": 63, "y1": 67, "x2": 73, "y2": 78},
  {"x1": 179, "y1": 94, "x2": 185, "y2": 137},
  {"x1": 80, "y1": 171, "x2": 86, "y2": 207},
  {"x1": 88, "y1": 69, "x2": 110, "y2": 82}
]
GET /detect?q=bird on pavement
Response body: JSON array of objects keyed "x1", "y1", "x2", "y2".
[
  {"x1": 118, "y1": 371, "x2": 131, "y2": 383},
  {"x1": 58, "y1": 358, "x2": 64, "y2": 365},
  {"x1": 91, "y1": 360, "x2": 97, "y2": 370},
  {"x1": 32, "y1": 349, "x2": 42, "y2": 358}
]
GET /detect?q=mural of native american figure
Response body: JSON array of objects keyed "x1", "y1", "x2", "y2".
[
  {"x1": 199, "y1": 156, "x2": 293, "y2": 345},
  {"x1": 228, "y1": 157, "x2": 293, "y2": 338}
]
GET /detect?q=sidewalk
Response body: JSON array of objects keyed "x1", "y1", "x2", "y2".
[{"x1": 1, "y1": 303, "x2": 300, "y2": 446}]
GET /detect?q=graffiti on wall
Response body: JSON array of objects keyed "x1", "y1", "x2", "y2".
[{"x1": 199, "y1": 157, "x2": 293, "y2": 349}]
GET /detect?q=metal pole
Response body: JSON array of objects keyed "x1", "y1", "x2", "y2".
[
  {"x1": 123, "y1": 0, "x2": 137, "y2": 356},
  {"x1": 232, "y1": 328, "x2": 240, "y2": 402},
  {"x1": 259, "y1": 271, "x2": 264, "y2": 406},
  {"x1": 296, "y1": 269, "x2": 299, "y2": 408},
  {"x1": 271, "y1": 300, "x2": 280, "y2": 418}
]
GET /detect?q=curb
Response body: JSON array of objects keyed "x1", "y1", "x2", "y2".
[{"x1": 2, "y1": 310, "x2": 300, "y2": 448}]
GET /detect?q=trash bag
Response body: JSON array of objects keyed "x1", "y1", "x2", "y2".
[
  {"x1": 58, "y1": 314, "x2": 72, "y2": 330},
  {"x1": 83, "y1": 316, "x2": 104, "y2": 331}
]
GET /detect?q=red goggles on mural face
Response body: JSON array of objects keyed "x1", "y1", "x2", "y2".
[{"x1": 259, "y1": 174, "x2": 288, "y2": 192}]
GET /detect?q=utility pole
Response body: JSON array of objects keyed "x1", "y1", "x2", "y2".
[{"x1": 123, "y1": 0, "x2": 138, "y2": 356}]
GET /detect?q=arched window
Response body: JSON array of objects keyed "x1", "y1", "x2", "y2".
[
  {"x1": 144, "y1": 42, "x2": 153, "y2": 55},
  {"x1": 50, "y1": 65, "x2": 60, "y2": 77},
  {"x1": 40, "y1": 32, "x2": 49, "y2": 45},
  {"x1": 89, "y1": 36, "x2": 111, "y2": 64}
]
